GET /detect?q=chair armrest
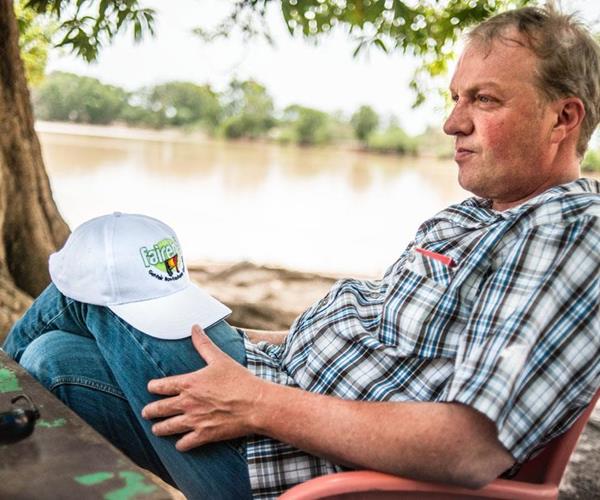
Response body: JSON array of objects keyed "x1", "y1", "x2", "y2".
[{"x1": 279, "y1": 470, "x2": 558, "y2": 500}]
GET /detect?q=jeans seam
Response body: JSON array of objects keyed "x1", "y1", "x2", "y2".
[
  {"x1": 49, "y1": 376, "x2": 127, "y2": 399},
  {"x1": 45, "y1": 296, "x2": 76, "y2": 329},
  {"x1": 110, "y1": 313, "x2": 169, "y2": 379}
]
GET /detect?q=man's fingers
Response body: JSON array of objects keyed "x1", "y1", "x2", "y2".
[
  {"x1": 142, "y1": 396, "x2": 182, "y2": 420},
  {"x1": 191, "y1": 324, "x2": 225, "y2": 364},
  {"x1": 175, "y1": 430, "x2": 206, "y2": 452},
  {"x1": 147, "y1": 374, "x2": 186, "y2": 395},
  {"x1": 151, "y1": 414, "x2": 192, "y2": 437}
]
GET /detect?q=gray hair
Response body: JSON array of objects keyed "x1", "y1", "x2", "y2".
[{"x1": 467, "y1": 5, "x2": 600, "y2": 157}]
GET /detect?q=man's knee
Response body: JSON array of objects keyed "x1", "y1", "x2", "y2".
[{"x1": 19, "y1": 333, "x2": 70, "y2": 390}]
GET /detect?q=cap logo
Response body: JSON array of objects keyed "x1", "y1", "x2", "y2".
[{"x1": 139, "y1": 238, "x2": 184, "y2": 282}]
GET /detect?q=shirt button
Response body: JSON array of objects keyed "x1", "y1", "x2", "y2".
[{"x1": 407, "y1": 252, "x2": 415, "y2": 262}]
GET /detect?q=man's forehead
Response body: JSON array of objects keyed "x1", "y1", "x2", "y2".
[
  {"x1": 449, "y1": 36, "x2": 538, "y2": 92},
  {"x1": 465, "y1": 25, "x2": 534, "y2": 58}
]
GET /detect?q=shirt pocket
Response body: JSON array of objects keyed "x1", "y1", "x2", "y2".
[{"x1": 378, "y1": 252, "x2": 459, "y2": 358}]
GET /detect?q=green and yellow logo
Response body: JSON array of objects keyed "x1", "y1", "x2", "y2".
[{"x1": 139, "y1": 238, "x2": 183, "y2": 279}]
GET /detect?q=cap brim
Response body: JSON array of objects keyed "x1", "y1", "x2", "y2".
[{"x1": 109, "y1": 283, "x2": 232, "y2": 340}]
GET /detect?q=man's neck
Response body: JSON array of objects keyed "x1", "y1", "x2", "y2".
[{"x1": 492, "y1": 171, "x2": 581, "y2": 212}]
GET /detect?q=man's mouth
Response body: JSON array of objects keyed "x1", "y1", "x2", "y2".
[{"x1": 454, "y1": 147, "x2": 475, "y2": 161}]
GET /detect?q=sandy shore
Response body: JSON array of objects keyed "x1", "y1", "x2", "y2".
[
  {"x1": 188, "y1": 260, "x2": 338, "y2": 331},
  {"x1": 188, "y1": 260, "x2": 599, "y2": 499}
]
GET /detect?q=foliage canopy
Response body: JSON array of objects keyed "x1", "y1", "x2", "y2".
[
  {"x1": 34, "y1": 71, "x2": 127, "y2": 124},
  {"x1": 21, "y1": 1, "x2": 535, "y2": 103},
  {"x1": 198, "y1": 0, "x2": 534, "y2": 104},
  {"x1": 282, "y1": 105, "x2": 333, "y2": 145},
  {"x1": 221, "y1": 80, "x2": 276, "y2": 139},
  {"x1": 15, "y1": 0, "x2": 55, "y2": 86},
  {"x1": 144, "y1": 82, "x2": 222, "y2": 129},
  {"x1": 24, "y1": 0, "x2": 156, "y2": 62},
  {"x1": 351, "y1": 105, "x2": 379, "y2": 143}
]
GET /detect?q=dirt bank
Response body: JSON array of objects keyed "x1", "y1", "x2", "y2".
[{"x1": 188, "y1": 260, "x2": 339, "y2": 331}]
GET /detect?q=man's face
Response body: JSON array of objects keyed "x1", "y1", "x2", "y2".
[{"x1": 443, "y1": 32, "x2": 559, "y2": 209}]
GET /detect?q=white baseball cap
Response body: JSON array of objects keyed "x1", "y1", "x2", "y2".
[{"x1": 49, "y1": 212, "x2": 231, "y2": 340}]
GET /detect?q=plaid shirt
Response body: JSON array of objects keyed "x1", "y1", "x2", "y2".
[{"x1": 242, "y1": 178, "x2": 600, "y2": 499}]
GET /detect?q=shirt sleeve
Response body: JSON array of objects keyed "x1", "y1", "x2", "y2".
[{"x1": 446, "y1": 215, "x2": 600, "y2": 463}]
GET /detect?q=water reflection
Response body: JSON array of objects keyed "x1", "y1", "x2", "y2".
[
  {"x1": 348, "y1": 162, "x2": 373, "y2": 193},
  {"x1": 39, "y1": 130, "x2": 470, "y2": 276}
]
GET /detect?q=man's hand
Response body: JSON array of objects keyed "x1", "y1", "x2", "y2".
[{"x1": 141, "y1": 325, "x2": 267, "y2": 451}]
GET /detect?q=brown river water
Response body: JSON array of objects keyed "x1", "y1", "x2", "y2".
[{"x1": 37, "y1": 122, "x2": 544, "y2": 277}]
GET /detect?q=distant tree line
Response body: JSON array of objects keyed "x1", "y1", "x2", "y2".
[
  {"x1": 32, "y1": 71, "x2": 438, "y2": 155},
  {"x1": 32, "y1": 71, "x2": 600, "y2": 169}
]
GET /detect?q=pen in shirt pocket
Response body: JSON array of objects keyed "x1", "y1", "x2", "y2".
[{"x1": 414, "y1": 247, "x2": 456, "y2": 268}]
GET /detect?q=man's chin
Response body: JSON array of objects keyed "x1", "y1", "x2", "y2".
[
  {"x1": 457, "y1": 169, "x2": 478, "y2": 195},
  {"x1": 457, "y1": 171, "x2": 490, "y2": 199}
]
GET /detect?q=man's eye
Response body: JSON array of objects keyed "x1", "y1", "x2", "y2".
[
  {"x1": 451, "y1": 94, "x2": 459, "y2": 103},
  {"x1": 477, "y1": 95, "x2": 492, "y2": 103}
]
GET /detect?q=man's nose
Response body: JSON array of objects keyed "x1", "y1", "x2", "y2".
[{"x1": 443, "y1": 101, "x2": 473, "y2": 136}]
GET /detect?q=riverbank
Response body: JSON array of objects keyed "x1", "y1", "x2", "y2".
[
  {"x1": 35, "y1": 120, "x2": 211, "y2": 144},
  {"x1": 33, "y1": 119, "x2": 404, "y2": 158},
  {"x1": 34, "y1": 120, "x2": 600, "y2": 174},
  {"x1": 188, "y1": 260, "x2": 338, "y2": 331}
]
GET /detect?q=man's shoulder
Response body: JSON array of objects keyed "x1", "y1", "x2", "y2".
[{"x1": 517, "y1": 178, "x2": 600, "y2": 227}]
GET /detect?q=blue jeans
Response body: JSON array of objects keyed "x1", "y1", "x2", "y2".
[{"x1": 2, "y1": 283, "x2": 252, "y2": 499}]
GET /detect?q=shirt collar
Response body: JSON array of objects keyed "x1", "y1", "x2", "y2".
[{"x1": 438, "y1": 178, "x2": 600, "y2": 229}]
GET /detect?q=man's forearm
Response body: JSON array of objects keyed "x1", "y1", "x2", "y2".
[{"x1": 251, "y1": 382, "x2": 514, "y2": 488}]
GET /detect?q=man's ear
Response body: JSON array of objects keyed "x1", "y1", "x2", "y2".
[{"x1": 550, "y1": 97, "x2": 585, "y2": 145}]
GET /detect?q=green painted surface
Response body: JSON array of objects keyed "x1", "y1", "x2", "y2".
[
  {"x1": 0, "y1": 367, "x2": 21, "y2": 393},
  {"x1": 37, "y1": 418, "x2": 67, "y2": 428},
  {"x1": 105, "y1": 471, "x2": 157, "y2": 500},
  {"x1": 75, "y1": 471, "x2": 114, "y2": 486},
  {"x1": 74, "y1": 470, "x2": 157, "y2": 498}
]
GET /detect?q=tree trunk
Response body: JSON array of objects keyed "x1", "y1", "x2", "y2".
[{"x1": 0, "y1": 0, "x2": 70, "y2": 341}]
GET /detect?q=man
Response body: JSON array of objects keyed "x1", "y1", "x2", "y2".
[{"x1": 3, "y1": 5, "x2": 600, "y2": 500}]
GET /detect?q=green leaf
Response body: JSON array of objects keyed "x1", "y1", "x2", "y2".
[
  {"x1": 352, "y1": 40, "x2": 365, "y2": 57},
  {"x1": 374, "y1": 37, "x2": 388, "y2": 53}
]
